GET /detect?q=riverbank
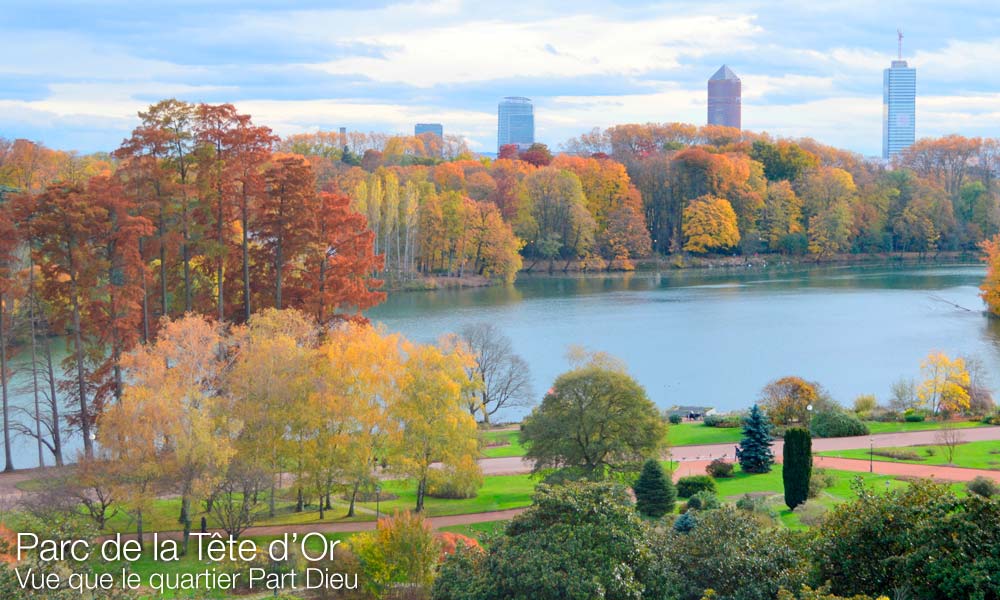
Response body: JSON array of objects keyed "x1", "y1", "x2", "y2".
[{"x1": 387, "y1": 251, "x2": 981, "y2": 291}]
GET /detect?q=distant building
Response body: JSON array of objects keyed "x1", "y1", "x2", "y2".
[
  {"x1": 497, "y1": 96, "x2": 534, "y2": 152},
  {"x1": 414, "y1": 123, "x2": 443, "y2": 138},
  {"x1": 707, "y1": 65, "x2": 741, "y2": 129},
  {"x1": 883, "y1": 34, "x2": 916, "y2": 159}
]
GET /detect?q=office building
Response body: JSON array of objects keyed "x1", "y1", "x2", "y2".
[
  {"x1": 497, "y1": 97, "x2": 534, "y2": 152},
  {"x1": 883, "y1": 33, "x2": 916, "y2": 159},
  {"x1": 708, "y1": 65, "x2": 741, "y2": 129}
]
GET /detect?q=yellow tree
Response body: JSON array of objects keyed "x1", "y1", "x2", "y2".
[
  {"x1": 116, "y1": 314, "x2": 238, "y2": 551},
  {"x1": 317, "y1": 323, "x2": 404, "y2": 516},
  {"x1": 682, "y1": 195, "x2": 740, "y2": 254},
  {"x1": 228, "y1": 308, "x2": 317, "y2": 517},
  {"x1": 980, "y1": 234, "x2": 1000, "y2": 316},
  {"x1": 392, "y1": 338, "x2": 481, "y2": 512},
  {"x1": 918, "y1": 352, "x2": 971, "y2": 415}
]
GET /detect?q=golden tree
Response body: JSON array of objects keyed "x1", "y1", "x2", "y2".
[
  {"x1": 918, "y1": 352, "x2": 971, "y2": 415},
  {"x1": 980, "y1": 234, "x2": 1000, "y2": 316},
  {"x1": 682, "y1": 195, "x2": 740, "y2": 254}
]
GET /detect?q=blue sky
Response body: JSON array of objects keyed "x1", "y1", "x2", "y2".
[{"x1": 2, "y1": 0, "x2": 1000, "y2": 155}]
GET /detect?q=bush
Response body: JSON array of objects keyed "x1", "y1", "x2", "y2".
[
  {"x1": 673, "y1": 511, "x2": 697, "y2": 533},
  {"x1": 967, "y1": 476, "x2": 1000, "y2": 498},
  {"x1": 686, "y1": 490, "x2": 720, "y2": 511},
  {"x1": 705, "y1": 458, "x2": 734, "y2": 478},
  {"x1": 810, "y1": 410, "x2": 869, "y2": 438},
  {"x1": 426, "y1": 459, "x2": 483, "y2": 499},
  {"x1": 668, "y1": 413, "x2": 683, "y2": 425},
  {"x1": 353, "y1": 511, "x2": 440, "y2": 598},
  {"x1": 676, "y1": 475, "x2": 717, "y2": 498},
  {"x1": 853, "y1": 394, "x2": 878, "y2": 416},
  {"x1": 782, "y1": 427, "x2": 812, "y2": 510},
  {"x1": 704, "y1": 413, "x2": 742, "y2": 428},
  {"x1": 808, "y1": 469, "x2": 836, "y2": 498},
  {"x1": 904, "y1": 408, "x2": 926, "y2": 422}
]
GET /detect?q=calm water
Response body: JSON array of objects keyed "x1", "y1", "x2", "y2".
[
  {"x1": 368, "y1": 263, "x2": 1000, "y2": 422},
  {"x1": 7, "y1": 263, "x2": 999, "y2": 469}
]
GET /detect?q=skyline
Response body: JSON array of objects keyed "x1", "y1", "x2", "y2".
[{"x1": 3, "y1": 1, "x2": 1000, "y2": 155}]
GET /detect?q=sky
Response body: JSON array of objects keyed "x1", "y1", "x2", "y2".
[{"x1": 2, "y1": 0, "x2": 1000, "y2": 156}]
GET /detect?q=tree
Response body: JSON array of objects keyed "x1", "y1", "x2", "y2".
[
  {"x1": 918, "y1": 352, "x2": 971, "y2": 414},
  {"x1": 935, "y1": 423, "x2": 963, "y2": 464},
  {"x1": 0, "y1": 202, "x2": 20, "y2": 472},
  {"x1": 210, "y1": 459, "x2": 269, "y2": 539},
  {"x1": 889, "y1": 377, "x2": 920, "y2": 411},
  {"x1": 633, "y1": 458, "x2": 676, "y2": 518},
  {"x1": 458, "y1": 323, "x2": 533, "y2": 425},
  {"x1": 433, "y1": 481, "x2": 655, "y2": 600},
  {"x1": 520, "y1": 353, "x2": 665, "y2": 479},
  {"x1": 736, "y1": 405, "x2": 774, "y2": 474},
  {"x1": 352, "y1": 511, "x2": 441, "y2": 598},
  {"x1": 808, "y1": 199, "x2": 852, "y2": 256},
  {"x1": 521, "y1": 168, "x2": 596, "y2": 269},
  {"x1": 759, "y1": 376, "x2": 828, "y2": 425},
  {"x1": 980, "y1": 234, "x2": 1000, "y2": 316},
  {"x1": 782, "y1": 427, "x2": 811, "y2": 510},
  {"x1": 682, "y1": 195, "x2": 740, "y2": 253},
  {"x1": 392, "y1": 338, "x2": 481, "y2": 512}
]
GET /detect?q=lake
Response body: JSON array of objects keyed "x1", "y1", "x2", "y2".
[
  {"x1": 7, "y1": 262, "x2": 999, "y2": 469},
  {"x1": 368, "y1": 263, "x2": 1000, "y2": 422}
]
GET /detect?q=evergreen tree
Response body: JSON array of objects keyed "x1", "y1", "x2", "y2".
[
  {"x1": 633, "y1": 458, "x2": 676, "y2": 518},
  {"x1": 782, "y1": 427, "x2": 812, "y2": 509},
  {"x1": 736, "y1": 404, "x2": 774, "y2": 474}
]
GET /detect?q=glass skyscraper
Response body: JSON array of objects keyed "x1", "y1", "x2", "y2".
[
  {"x1": 497, "y1": 97, "x2": 534, "y2": 152},
  {"x1": 883, "y1": 59, "x2": 916, "y2": 159},
  {"x1": 707, "y1": 65, "x2": 741, "y2": 129}
]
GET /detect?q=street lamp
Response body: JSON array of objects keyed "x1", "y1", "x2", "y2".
[
  {"x1": 869, "y1": 436, "x2": 874, "y2": 473},
  {"x1": 375, "y1": 484, "x2": 382, "y2": 522}
]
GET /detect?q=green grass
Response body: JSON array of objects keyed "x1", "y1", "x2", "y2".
[
  {"x1": 667, "y1": 422, "x2": 743, "y2": 446},
  {"x1": 818, "y1": 439, "x2": 1000, "y2": 470},
  {"x1": 480, "y1": 429, "x2": 526, "y2": 458},
  {"x1": 864, "y1": 420, "x2": 987, "y2": 434}
]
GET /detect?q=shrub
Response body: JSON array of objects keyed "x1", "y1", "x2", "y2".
[
  {"x1": 853, "y1": 394, "x2": 878, "y2": 416},
  {"x1": 810, "y1": 410, "x2": 869, "y2": 438},
  {"x1": 966, "y1": 476, "x2": 1000, "y2": 498},
  {"x1": 782, "y1": 427, "x2": 812, "y2": 510},
  {"x1": 903, "y1": 408, "x2": 926, "y2": 422},
  {"x1": 705, "y1": 458, "x2": 734, "y2": 478},
  {"x1": 673, "y1": 511, "x2": 697, "y2": 533},
  {"x1": 704, "y1": 413, "x2": 742, "y2": 428},
  {"x1": 426, "y1": 460, "x2": 483, "y2": 499},
  {"x1": 633, "y1": 459, "x2": 676, "y2": 518},
  {"x1": 353, "y1": 511, "x2": 440, "y2": 598},
  {"x1": 808, "y1": 469, "x2": 836, "y2": 498},
  {"x1": 686, "y1": 490, "x2": 720, "y2": 511},
  {"x1": 668, "y1": 413, "x2": 683, "y2": 425},
  {"x1": 676, "y1": 475, "x2": 717, "y2": 498}
]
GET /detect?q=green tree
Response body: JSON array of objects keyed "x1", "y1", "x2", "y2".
[
  {"x1": 782, "y1": 427, "x2": 812, "y2": 510},
  {"x1": 433, "y1": 481, "x2": 655, "y2": 600},
  {"x1": 736, "y1": 405, "x2": 774, "y2": 474},
  {"x1": 633, "y1": 458, "x2": 676, "y2": 518},
  {"x1": 520, "y1": 355, "x2": 665, "y2": 479}
]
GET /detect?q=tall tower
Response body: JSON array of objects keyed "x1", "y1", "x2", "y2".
[
  {"x1": 497, "y1": 97, "x2": 534, "y2": 152},
  {"x1": 707, "y1": 65, "x2": 741, "y2": 129},
  {"x1": 883, "y1": 30, "x2": 916, "y2": 160}
]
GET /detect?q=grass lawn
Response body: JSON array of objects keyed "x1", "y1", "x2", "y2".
[
  {"x1": 480, "y1": 429, "x2": 526, "y2": 458},
  {"x1": 818, "y1": 439, "x2": 1000, "y2": 470},
  {"x1": 865, "y1": 420, "x2": 987, "y2": 434},
  {"x1": 667, "y1": 422, "x2": 742, "y2": 446}
]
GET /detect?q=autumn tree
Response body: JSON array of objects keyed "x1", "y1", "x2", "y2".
[
  {"x1": 392, "y1": 338, "x2": 481, "y2": 512},
  {"x1": 760, "y1": 376, "x2": 831, "y2": 426},
  {"x1": 918, "y1": 352, "x2": 971, "y2": 415},
  {"x1": 980, "y1": 234, "x2": 1000, "y2": 316},
  {"x1": 521, "y1": 168, "x2": 596, "y2": 270},
  {"x1": 682, "y1": 195, "x2": 740, "y2": 253},
  {"x1": 0, "y1": 202, "x2": 19, "y2": 471},
  {"x1": 458, "y1": 322, "x2": 533, "y2": 425}
]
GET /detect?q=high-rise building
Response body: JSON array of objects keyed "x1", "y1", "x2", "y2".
[
  {"x1": 707, "y1": 65, "x2": 741, "y2": 129},
  {"x1": 497, "y1": 97, "x2": 534, "y2": 152},
  {"x1": 883, "y1": 32, "x2": 916, "y2": 160},
  {"x1": 415, "y1": 123, "x2": 443, "y2": 138}
]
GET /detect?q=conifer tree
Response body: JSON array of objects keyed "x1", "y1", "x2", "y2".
[
  {"x1": 736, "y1": 404, "x2": 774, "y2": 474},
  {"x1": 633, "y1": 458, "x2": 676, "y2": 518},
  {"x1": 783, "y1": 427, "x2": 812, "y2": 509}
]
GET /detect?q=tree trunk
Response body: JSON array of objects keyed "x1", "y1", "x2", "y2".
[
  {"x1": 136, "y1": 510, "x2": 144, "y2": 550},
  {"x1": 415, "y1": 476, "x2": 426, "y2": 512},
  {"x1": 242, "y1": 193, "x2": 251, "y2": 323},
  {"x1": 159, "y1": 207, "x2": 168, "y2": 319},
  {"x1": 296, "y1": 487, "x2": 303, "y2": 513},
  {"x1": 346, "y1": 482, "x2": 359, "y2": 517},
  {"x1": 0, "y1": 294, "x2": 13, "y2": 472},
  {"x1": 71, "y1": 283, "x2": 93, "y2": 459},
  {"x1": 43, "y1": 335, "x2": 63, "y2": 466},
  {"x1": 28, "y1": 264, "x2": 44, "y2": 468}
]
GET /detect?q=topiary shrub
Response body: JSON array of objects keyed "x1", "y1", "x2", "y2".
[
  {"x1": 967, "y1": 476, "x2": 1000, "y2": 498},
  {"x1": 668, "y1": 413, "x2": 683, "y2": 425},
  {"x1": 810, "y1": 410, "x2": 869, "y2": 438},
  {"x1": 633, "y1": 459, "x2": 676, "y2": 518},
  {"x1": 705, "y1": 458, "x2": 734, "y2": 478},
  {"x1": 782, "y1": 427, "x2": 812, "y2": 510},
  {"x1": 676, "y1": 475, "x2": 717, "y2": 498}
]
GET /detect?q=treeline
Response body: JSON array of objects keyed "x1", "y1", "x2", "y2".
[{"x1": 0, "y1": 100, "x2": 385, "y2": 471}]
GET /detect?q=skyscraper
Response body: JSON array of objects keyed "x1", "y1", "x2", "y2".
[
  {"x1": 883, "y1": 32, "x2": 916, "y2": 160},
  {"x1": 707, "y1": 65, "x2": 741, "y2": 129},
  {"x1": 415, "y1": 123, "x2": 443, "y2": 138},
  {"x1": 497, "y1": 97, "x2": 534, "y2": 152}
]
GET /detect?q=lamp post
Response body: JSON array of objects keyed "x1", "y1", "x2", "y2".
[
  {"x1": 869, "y1": 436, "x2": 874, "y2": 473},
  {"x1": 375, "y1": 484, "x2": 382, "y2": 522}
]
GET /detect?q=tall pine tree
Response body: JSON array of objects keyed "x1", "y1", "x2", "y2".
[
  {"x1": 633, "y1": 458, "x2": 676, "y2": 518},
  {"x1": 736, "y1": 404, "x2": 774, "y2": 474},
  {"x1": 783, "y1": 427, "x2": 812, "y2": 509}
]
